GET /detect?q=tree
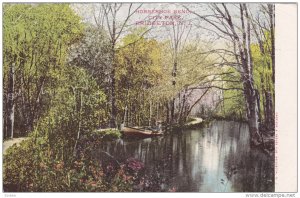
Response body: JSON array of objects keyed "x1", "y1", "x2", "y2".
[
  {"x1": 6, "y1": 63, "x2": 15, "y2": 138},
  {"x1": 249, "y1": 4, "x2": 275, "y2": 131},
  {"x1": 100, "y1": 3, "x2": 143, "y2": 128},
  {"x1": 3, "y1": 4, "x2": 83, "y2": 138},
  {"x1": 68, "y1": 24, "x2": 111, "y2": 87},
  {"x1": 185, "y1": 3, "x2": 275, "y2": 144},
  {"x1": 115, "y1": 30, "x2": 164, "y2": 126},
  {"x1": 166, "y1": 21, "x2": 192, "y2": 124},
  {"x1": 68, "y1": 24, "x2": 112, "y2": 126}
]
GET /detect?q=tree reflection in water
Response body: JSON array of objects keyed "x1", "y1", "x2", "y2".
[{"x1": 94, "y1": 121, "x2": 274, "y2": 192}]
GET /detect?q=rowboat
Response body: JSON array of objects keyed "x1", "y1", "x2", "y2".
[{"x1": 121, "y1": 126, "x2": 163, "y2": 138}]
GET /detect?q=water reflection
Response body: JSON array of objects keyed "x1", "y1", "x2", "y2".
[{"x1": 94, "y1": 121, "x2": 274, "y2": 192}]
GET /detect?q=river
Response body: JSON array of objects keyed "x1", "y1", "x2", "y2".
[{"x1": 93, "y1": 120, "x2": 274, "y2": 192}]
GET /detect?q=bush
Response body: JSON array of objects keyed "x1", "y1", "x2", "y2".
[
  {"x1": 3, "y1": 137, "x2": 133, "y2": 192},
  {"x1": 90, "y1": 129, "x2": 121, "y2": 141},
  {"x1": 4, "y1": 135, "x2": 175, "y2": 192}
]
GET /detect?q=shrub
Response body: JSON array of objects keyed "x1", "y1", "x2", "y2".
[
  {"x1": 3, "y1": 136, "x2": 132, "y2": 192},
  {"x1": 90, "y1": 129, "x2": 121, "y2": 140}
]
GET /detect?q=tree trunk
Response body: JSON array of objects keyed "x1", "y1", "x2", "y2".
[
  {"x1": 243, "y1": 4, "x2": 261, "y2": 144},
  {"x1": 73, "y1": 91, "x2": 83, "y2": 156},
  {"x1": 170, "y1": 98, "x2": 175, "y2": 124},
  {"x1": 269, "y1": 4, "x2": 275, "y2": 84},
  {"x1": 178, "y1": 88, "x2": 187, "y2": 124},
  {"x1": 170, "y1": 61, "x2": 177, "y2": 124},
  {"x1": 265, "y1": 91, "x2": 274, "y2": 131},
  {"x1": 149, "y1": 101, "x2": 152, "y2": 126},
  {"x1": 166, "y1": 102, "x2": 170, "y2": 124},
  {"x1": 156, "y1": 102, "x2": 159, "y2": 122},
  {"x1": 185, "y1": 87, "x2": 210, "y2": 121},
  {"x1": 255, "y1": 89, "x2": 262, "y2": 128},
  {"x1": 110, "y1": 65, "x2": 116, "y2": 128},
  {"x1": 7, "y1": 63, "x2": 15, "y2": 139},
  {"x1": 247, "y1": 90, "x2": 261, "y2": 144}
]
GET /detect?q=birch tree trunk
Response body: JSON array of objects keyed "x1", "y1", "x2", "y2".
[
  {"x1": 268, "y1": 4, "x2": 275, "y2": 84},
  {"x1": 7, "y1": 63, "x2": 15, "y2": 139}
]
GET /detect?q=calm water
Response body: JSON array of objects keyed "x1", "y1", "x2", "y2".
[{"x1": 94, "y1": 120, "x2": 274, "y2": 192}]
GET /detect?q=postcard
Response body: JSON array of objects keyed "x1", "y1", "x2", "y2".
[{"x1": 1, "y1": 1, "x2": 297, "y2": 195}]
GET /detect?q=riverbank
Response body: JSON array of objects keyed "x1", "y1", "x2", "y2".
[{"x1": 169, "y1": 117, "x2": 207, "y2": 131}]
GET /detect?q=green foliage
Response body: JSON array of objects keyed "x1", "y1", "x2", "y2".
[
  {"x1": 115, "y1": 34, "x2": 215, "y2": 126},
  {"x1": 215, "y1": 65, "x2": 246, "y2": 120},
  {"x1": 32, "y1": 66, "x2": 107, "y2": 162},
  {"x1": 2, "y1": 5, "x2": 123, "y2": 192},
  {"x1": 251, "y1": 32, "x2": 275, "y2": 123},
  {"x1": 3, "y1": 138, "x2": 133, "y2": 192},
  {"x1": 115, "y1": 31, "x2": 164, "y2": 126},
  {"x1": 90, "y1": 129, "x2": 122, "y2": 140},
  {"x1": 3, "y1": 4, "x2": 84, "y2": 136},
  {"x1": 151, "y1": 41, "x2": 215, "y2": 101},
  {"x1": 219, "y1": 31, "x2": 274, "y2": 122},
  {"x1": 223, "y1": 91, "x2": 246, "y2": 119},
  {"x1": 68, "y1": 24, "x2": 112, "y2": 87}
]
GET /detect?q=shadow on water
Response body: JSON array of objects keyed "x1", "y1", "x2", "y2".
[{"x1": 93, "y1": 120, "x2": 274, "y2": 192}]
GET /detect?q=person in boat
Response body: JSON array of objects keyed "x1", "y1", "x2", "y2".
[
  {"x1": 152, "y1": 120, "x2": 162, "y2": 133},
  {"x1": 120, "y1": 123, "x2": 125, "y2": 131}
]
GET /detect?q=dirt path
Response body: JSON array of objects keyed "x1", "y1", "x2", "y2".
[{"x1": 3, "y1": 137, "x2": 27, "y2": 154}]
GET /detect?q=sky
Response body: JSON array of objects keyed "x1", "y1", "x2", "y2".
[
  {"x1": 72, "y1": 4, "x2": 266, "y2": 35},
  {"x1": 71, "y1": 3, "x2": 270, "y2": 54}
]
